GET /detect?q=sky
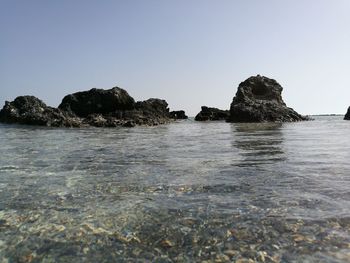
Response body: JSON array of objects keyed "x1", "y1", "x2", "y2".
[{"x1": 1, "y1": 0, "x2": 349, "y2": 116}]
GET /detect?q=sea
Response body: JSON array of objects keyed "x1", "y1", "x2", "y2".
[{"x1": 0, "y1": 116, "x2": 349, "y2": 262}]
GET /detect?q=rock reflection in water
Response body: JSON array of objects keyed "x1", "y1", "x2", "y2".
[{"x1": 231, "y1": 123, "x2": 286, "y2": 167}]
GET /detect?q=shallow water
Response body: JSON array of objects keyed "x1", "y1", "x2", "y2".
[{"x1": 0, "y1": 116, "x2": 349, "y2": 262}]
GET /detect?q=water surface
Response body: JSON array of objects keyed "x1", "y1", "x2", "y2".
[{"x1": 0, "y1": 116, "x2": 349, "y2": 262}]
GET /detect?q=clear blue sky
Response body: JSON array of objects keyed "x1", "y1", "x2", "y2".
[{"x1": 1, "y1": 0, "x2": 349, "y2": 116}]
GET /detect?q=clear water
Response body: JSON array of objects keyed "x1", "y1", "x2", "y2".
[{"x1": 0, "y1": 116, "x2": 349, "y2": 262}]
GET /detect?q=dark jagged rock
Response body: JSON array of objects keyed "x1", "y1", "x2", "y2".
[
  {"x1": 344, "y1": 107, "x2": 350, "y2": 120},
  {"x1": 0, "y1": 96, "x2": 81, "y2": 127},
  {"x1": 169, "y1": 110, "x2": 188, "y2": 120},
  {"x1": 135, "y1": 98, "x2": 169, "y2": 117},
  {"x1": 195, "y1": 106, "x2": 230, "y2": 121},
  {"x1": 228, "y1": 75, "x2": 309, "y2": 122},
  {"x1": 58, "y1": 87, "x2": 135, "y2": 117},
  {"x1": 0, "y1": 87, "x2": 174, "y2": 128},
  {"x1": 67, "y1": 97, "x2": 172, "y2": 127},
  {"x1": 133, "y1": 98, "x2": 171, "y2": 125}
]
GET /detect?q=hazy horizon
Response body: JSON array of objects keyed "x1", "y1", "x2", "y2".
[{"x1": 1, "y1": 0, "x2": 349, "y2": 116}]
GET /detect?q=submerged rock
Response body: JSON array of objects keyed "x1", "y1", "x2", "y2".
[
  {"x1": 169, "y1": 110, "x2": 188, "y2": 120},
  {"x1": 0, "y1": 87, "x2": 175, "y2": 128},
  {"x1": 228, "y1": 75, "x2": 309, "y2": 122},
  {"x1": 195, "y1": 106, "x2": 229, "y2": 121},
  {"x1": 344, "y1": 107, "x2": 350, "y2": 120}
]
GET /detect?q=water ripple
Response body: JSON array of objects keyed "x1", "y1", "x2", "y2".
[{"x1": 0, "y1": 117, "x2": 349, "y2": 262}]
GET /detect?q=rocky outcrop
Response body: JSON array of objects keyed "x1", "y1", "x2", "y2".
[
  {"x1": 169, "y1": 110, "x2": 188, "y2": 120},
  {"x1": 228, "y1": 75, "x2": 309, "y2": 122},
  {"x1": 344, "y1": 107, "x2": 350, "y2": 120},
  {"x1": 195, "y1": 106, "x2": 230, "y2": 121},
  {"x1": 58, "y1": 87, "x2": 135, "y2": 117},
  {"x1": 133, "y1": 98, "x2": 172, "y2": 126},
  {"x1": 0, "y1": 87, "x2": 177, "y2": 128},
  {"x1": 0, "y1": 96, "x2": 82, "y2": 127}
]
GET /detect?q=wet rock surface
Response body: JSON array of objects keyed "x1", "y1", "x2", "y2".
[
  {"x1": 228, "y1": 75, "x2": 309, "y2": 122},
  {"x1": 195, "y1": 106, "x2": 230, "y2": 121},
  {"x1": 0, "y1": 87, "x2": 181, "y2": 127},
  {"x1": 344, "y1": 107, "x2": 350, "y2": 120}
]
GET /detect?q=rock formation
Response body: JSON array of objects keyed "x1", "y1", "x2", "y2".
[
  {"x1": 0, "y1": 87, "x2": 184, "y2": 128},
  {"x1": 169, "y1": 110, "x2": 188, "y2": 120},
  {"x1": 344, "y1": 107, "x2": 350, "y2": 120},
  {"x1": 58, "y1": 87, "x2": 135, "y2": 117},
  {"x1": 195, "y1": 106, "x2": 230, "y2": 121},
  {"x1": 0, "y1": 76, "x2": 309, "y2": 126},
  {"x1": 0, "y1": 96, "x2": 82, "y2": 127},
  {"x1": 228, "y1": 75, "x2": 309, "y2": 122}
]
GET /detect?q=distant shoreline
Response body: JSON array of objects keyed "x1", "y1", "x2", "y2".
[{"x1": 310, "y1": 114, "x2": 344, "y2": 116}]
